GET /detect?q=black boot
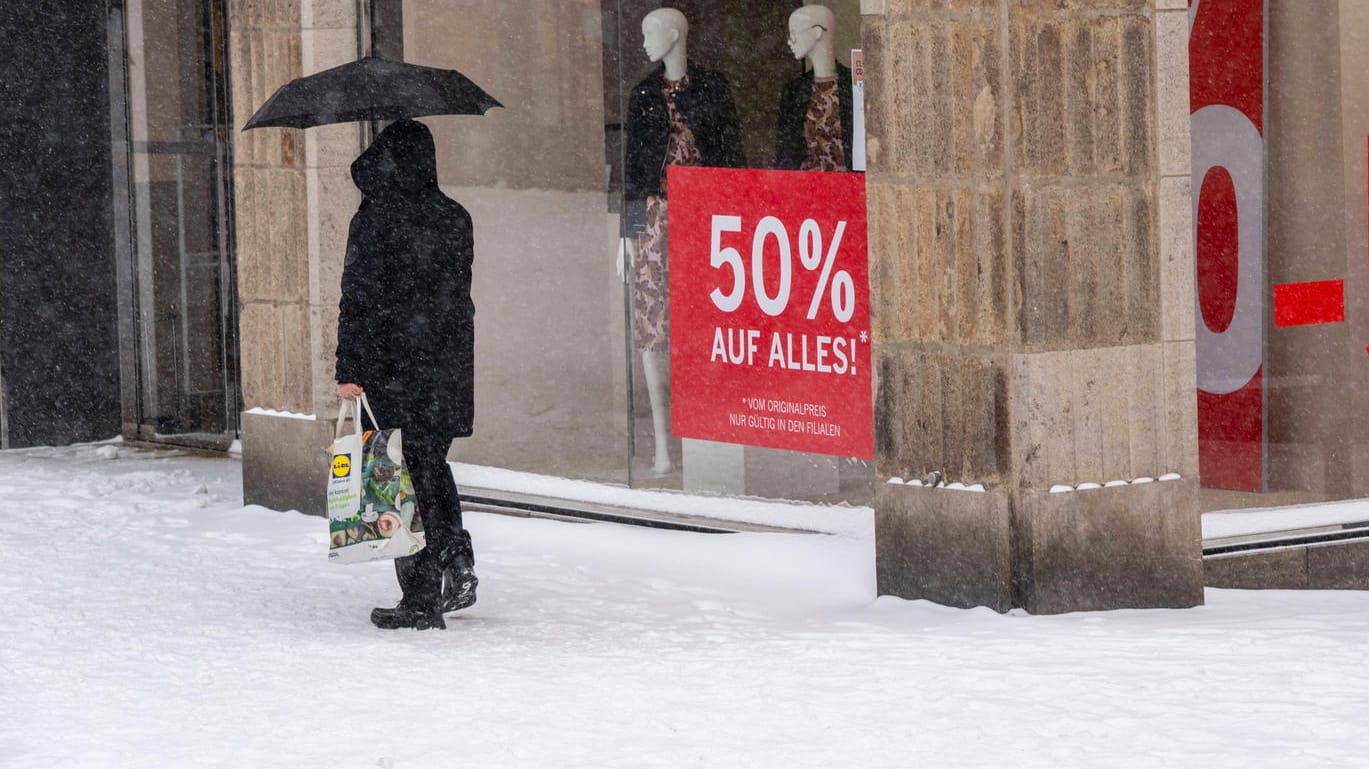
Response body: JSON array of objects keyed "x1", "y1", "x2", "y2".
[
  {"x1": 441, "y1": 530, "x2": 478, "y2": 613},
  {"x1": 371, "y1": 551, "x2": 445, "y2": 630},
  {"x1": 442, "y1": 560, "x2": 478, "y2": 613},
  {"x1": 369, "y1": 599, "x2": 446, "y2": 630}
]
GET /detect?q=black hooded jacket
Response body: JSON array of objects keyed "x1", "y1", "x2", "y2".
[
  {"x1": 335, "y1": 119, "x2": 474, "y2": 440},
  {"x1": 774, "y1": 63, "x2": 855, "y2": 172},
  {"x1": 622, "y1": 61, "x2": 746, "y2": 235}
]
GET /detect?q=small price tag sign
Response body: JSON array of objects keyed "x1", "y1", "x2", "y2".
[{"x1": 667, "y1": 166, "x2": 872, "y2": 459}]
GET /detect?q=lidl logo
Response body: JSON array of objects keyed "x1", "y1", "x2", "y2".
[{"x1": 332, "y1": 454, "x2": 352, "y2": 478}]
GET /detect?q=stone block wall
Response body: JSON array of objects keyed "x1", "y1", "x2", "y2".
[
  {"x1": 865, "y1": 0, "x2": 1202, "y2": 612},
  {"x1": 231, "y1": 0, "x2": 310, "y2": 415},
  {"x1": 231, "y1": 0, "x2": 359, "y2": 513}
]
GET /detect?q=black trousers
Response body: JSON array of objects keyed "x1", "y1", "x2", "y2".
[
  {"x1": 402, "y1": 430, "x2": 466, "y2": 547},
  {"x1": 365, "y1": 395, "x2": 473, "y2": 602}
]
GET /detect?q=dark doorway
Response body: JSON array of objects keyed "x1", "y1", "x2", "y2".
[{"x1": 0, "y1": 4, "x2": 122, "y2": 449}]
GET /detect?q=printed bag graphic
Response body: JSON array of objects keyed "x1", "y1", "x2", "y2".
[{"x1": 327, "y1": 395, "x2": 425, "y2": 563}]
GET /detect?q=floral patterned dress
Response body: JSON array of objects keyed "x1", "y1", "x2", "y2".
[
  {"x1": 800, "y1": 76, "x2": 846, "y2": 173},
  {"x1": 633, "y1": 76, "x2": 702, "y2": 352}
]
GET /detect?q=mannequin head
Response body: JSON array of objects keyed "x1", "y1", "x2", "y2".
[
  {"x1": 787, "y1": 5, "x2": 835, "y2": 63},
  {"x1": 642, "y1": 8, "x2": 688, "y2": 65}
]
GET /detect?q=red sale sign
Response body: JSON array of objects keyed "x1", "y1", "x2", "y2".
[
  {"x1": 1190, "y1": 0, "x2": 1264, "y2": 491},
  {"x1": 667, "y1": 167, "x2": 872, "y2": 459}
]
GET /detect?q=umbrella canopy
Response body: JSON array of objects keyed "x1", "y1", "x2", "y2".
[{"x1": 243, "y1": 56, "x2": 502, "y2": 130}]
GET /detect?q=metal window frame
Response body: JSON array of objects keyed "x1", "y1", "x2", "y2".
[
  {"x1": 106, "y1": 0, "x2": 241, "y2": 450},
  {"x1": 0, "y1": 355, "x2": 8, "y2": 450}
]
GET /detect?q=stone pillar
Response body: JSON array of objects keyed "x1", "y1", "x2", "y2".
[
  {"x1": 864, "y1": 0, "x2": 1202, "y2": 613},
  {"x1": 231, "y1": 0, "x2": 360, "y2": 513}
]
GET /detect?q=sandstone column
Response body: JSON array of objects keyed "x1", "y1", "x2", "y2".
[
  {"x1": 864, "y1": 0, "x2": 1202, "y2": 613},
  {"x1": 231, "y1": 0, "x2": 361, "y2": 513}
]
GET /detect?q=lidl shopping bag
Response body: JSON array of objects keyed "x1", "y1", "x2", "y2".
[{"x1": 327, "y1": 395, "x2": 426, "y2": 563}]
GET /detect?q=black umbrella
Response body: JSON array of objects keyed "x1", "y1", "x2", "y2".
[{"x1": 243, "y1": 56, "x2": 502, "y2": 130}]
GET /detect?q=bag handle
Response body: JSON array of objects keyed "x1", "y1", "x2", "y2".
[{"x1": 334, "y1": 393, "x2": 381, "y2": 438}]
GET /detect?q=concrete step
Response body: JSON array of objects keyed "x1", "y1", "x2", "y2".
[
  {"x1": 461, "y1": 486, "x2": 823, "y2": 535},
  {"x1": 1203, "y1": 522, "x2": 1369, "y2": 589}
]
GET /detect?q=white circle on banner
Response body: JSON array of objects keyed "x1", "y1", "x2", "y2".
[{"x1": 1191, "y1": 104, "x2": 1264, "y2": 395}]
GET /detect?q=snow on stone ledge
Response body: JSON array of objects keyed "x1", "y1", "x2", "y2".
[
  {"x1": 882, "y1": 477, "x2": 984, "y2": 492},
  {"x1": 1048, "y1": 475, "x2": 1180, "y2": 493},
  {"x1": 243, "y1": 408, "x2": 317, "y2": 421},
  {"x1": 885, "y1": 475, "x2": 1182, "y2": 494}
]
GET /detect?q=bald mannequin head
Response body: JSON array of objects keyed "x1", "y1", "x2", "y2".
[
  {"x1": 788, "y1": 5, "x2": 836, "y2": 76},
  {"x1": 643, "y1": 8, "x2": 689, "y2": 79},
  {"x1": 643, "y1": 7, "x2": 688, "y2": 38}
]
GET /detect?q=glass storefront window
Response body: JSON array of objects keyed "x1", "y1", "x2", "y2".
[
  {"x1": 390, "y1": 1, "x2": 873, "y2": 506},
  {"x1": 398, "y1": 1, "x2": 632, "y2": 489},
  {"x1": 1195, "y1": 1, "x2": 1369, "y2": 513},
  {"x1": 382, "y1": 1, "x2": 1369, "y2": 518}
]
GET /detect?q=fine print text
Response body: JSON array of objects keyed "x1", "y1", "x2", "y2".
[{"x1": 726, "y1": 395, "x2": 842, "y2": 438}]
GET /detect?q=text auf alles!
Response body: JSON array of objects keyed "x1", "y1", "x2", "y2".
[{"x1": 709, "y1": 327, "x2": 859, "y2": 375}]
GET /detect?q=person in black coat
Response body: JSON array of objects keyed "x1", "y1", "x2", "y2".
[{"x1": 335, "y1": 118, "x2": 477, "y2": 631}]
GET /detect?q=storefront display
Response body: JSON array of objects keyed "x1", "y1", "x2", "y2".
[
  {"x1": 219, "y1": 0, "x2": 1369, "y2": 514},
  {"x1": 621, "y1": 7, "x2": 747, "y2": 476},
  {"x1": 775, "y1": 5, "x2": 854, "y2": 173},
  {"x1": 389, "y1": 0, "x2": 872, "y2": 504}
]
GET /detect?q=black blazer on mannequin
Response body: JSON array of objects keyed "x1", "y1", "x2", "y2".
[
  {"x1": 774, "y1": 62, "x2": 855, "y2": 172},
  {"x1": 623, "y1": 61, "x2": 746, "y2": 236}
]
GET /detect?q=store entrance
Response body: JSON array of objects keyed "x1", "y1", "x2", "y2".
[{"x1": 110, "y1": 0, "x2": 239, "y2": 449}]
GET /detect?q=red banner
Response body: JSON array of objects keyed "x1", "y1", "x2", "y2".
[
  {"x1": 1191, "y1": 0, "x2": 1265, "y2": 491},
  {"x1": 667, "y1": 167, "x2": 872, "y2": 459}
]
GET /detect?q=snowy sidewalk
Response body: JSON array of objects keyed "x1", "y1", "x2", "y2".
[{"x1": 3, "y1": 443, "x2": 1369, "y2": 768}]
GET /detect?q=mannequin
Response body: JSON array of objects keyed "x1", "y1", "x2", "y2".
[
  {"x1": 775, "y1": 5, "x2": 856, "y2": 172},
  {"x1": 619, "y1": 7, "x2": 745, "y2": 475}
]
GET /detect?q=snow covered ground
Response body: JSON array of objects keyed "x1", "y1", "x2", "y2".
[{"x1": 3, "y1": 443, "x2": 1369, "y2": 769}]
